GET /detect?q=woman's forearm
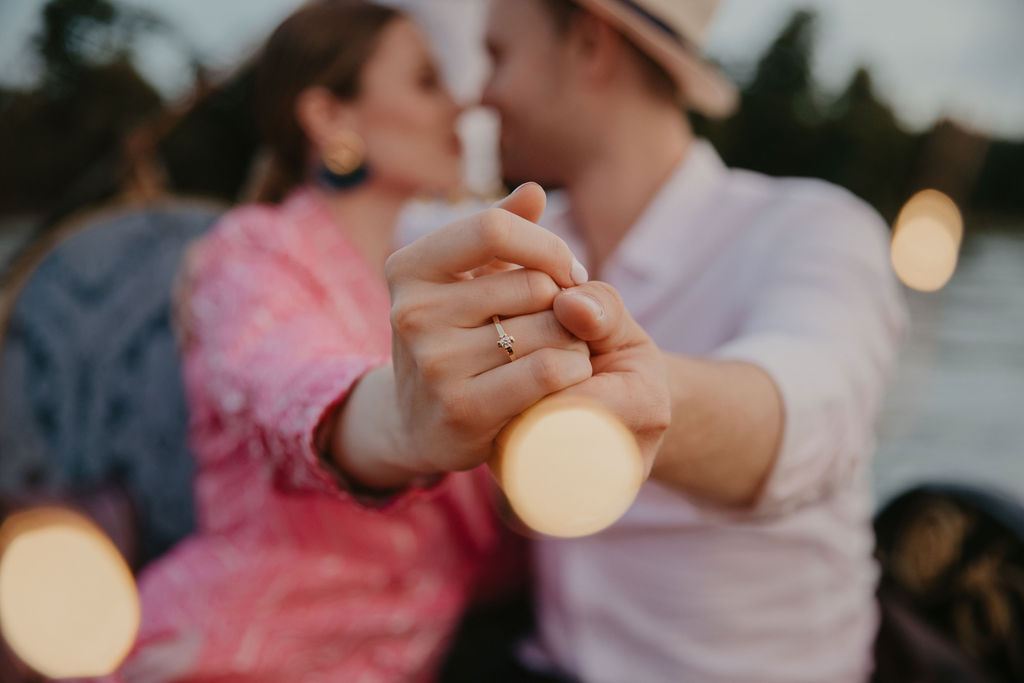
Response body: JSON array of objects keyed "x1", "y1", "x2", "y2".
[{"x1": 324, "y1": 365, "x2": 423, "y2": 491}]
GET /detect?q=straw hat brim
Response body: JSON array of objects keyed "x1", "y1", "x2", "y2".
[{"x1": 572, "y1": 0, "x2": 738, "y2": 117}]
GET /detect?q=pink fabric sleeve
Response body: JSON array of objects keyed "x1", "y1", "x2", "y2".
[
  {"x1": 180, "y1": 213, "x2": 389, "y2": 497},
  {"x1": 713, "y1": 196, "x2": 907, "y2": 516}
]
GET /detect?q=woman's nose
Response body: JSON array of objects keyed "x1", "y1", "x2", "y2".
[{"x1": 449, "y1": 95, "x2": 468, "y2": 119}]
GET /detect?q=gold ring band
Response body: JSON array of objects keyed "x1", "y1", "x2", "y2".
[{"x1": 492, "y1": 315, "x2": 517, "y2": 362}]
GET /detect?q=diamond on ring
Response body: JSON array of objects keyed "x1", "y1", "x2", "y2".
[
  {"x1": 497, "y1": 333, "x2": 516, "y2": 356},
  {"x1": 492, "y1": 315, "x2": 517, "y2": 361}
]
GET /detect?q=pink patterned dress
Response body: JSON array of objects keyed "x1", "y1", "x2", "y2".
[{"x1": 106, "y1": 187, "x2": 515, "y2": 682}]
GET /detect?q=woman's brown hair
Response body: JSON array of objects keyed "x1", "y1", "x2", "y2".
[{"x1": 251, "y1": 0, "x2": 402, "y2": 203}]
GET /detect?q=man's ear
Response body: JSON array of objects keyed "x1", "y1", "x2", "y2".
[
  {"x1": 569, "y1": 12, "x2": 626, "y2": 88},
  {"x1": 295, "y1": 86, "x2": 358, "y2": 150}
]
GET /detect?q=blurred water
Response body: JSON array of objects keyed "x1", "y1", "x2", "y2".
[{"x1": 873, "y1": 231, "x2": 1024, "y2": 506}]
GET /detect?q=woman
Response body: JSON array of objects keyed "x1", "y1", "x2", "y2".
[{"x1": 104, "y1": 3, "x2": 588, "y2": 680}]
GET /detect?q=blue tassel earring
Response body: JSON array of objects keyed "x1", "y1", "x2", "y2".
[
  {"x1": 319, "y1": 130, "x2": 369, "y2": 190},
  {"x1": 318, "y1": 163, "x2": 369, "y2": 190}
]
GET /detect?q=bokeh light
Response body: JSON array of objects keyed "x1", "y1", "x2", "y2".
[
  {"x1": 491, "y1": 397, "x2": 644, "y2": 538},
  {"x1": 0, "y1": 507, "x2": 140, "y2": 678},
  {"x1": 891, "y1": 189, "x2": 964, "y2": 292}
]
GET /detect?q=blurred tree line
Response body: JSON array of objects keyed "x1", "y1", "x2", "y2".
[
  {"x1": 0, "y1": 0, "x2": 259, "y2": 225},
  {"x1": 693, "y1": 11, "x2": 1022, "y2": 225},
  {"x1": 0, "y1": 2, "x2": 1022, "y2": 230}
]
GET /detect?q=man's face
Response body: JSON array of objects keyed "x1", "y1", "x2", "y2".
[{"x1": 481, "y1": 0, "x2": 581, "y2": 187}]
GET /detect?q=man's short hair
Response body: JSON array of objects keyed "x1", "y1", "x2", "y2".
[{"x1": 538, "y1": 0, "x2": 679, "y2": 103}]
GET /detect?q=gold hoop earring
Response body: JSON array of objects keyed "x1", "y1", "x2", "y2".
[{"x1": 322, "y1": 130, "x2": 366, "y2": 176}]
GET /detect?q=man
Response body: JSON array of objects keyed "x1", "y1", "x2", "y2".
[{"x1": 379, "y1": 1, "x2": 905, "y2": 680}]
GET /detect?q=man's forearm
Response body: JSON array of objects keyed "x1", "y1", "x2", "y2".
[{"x1": 650, "y1": 353, "x2": 784, "y2": 508}]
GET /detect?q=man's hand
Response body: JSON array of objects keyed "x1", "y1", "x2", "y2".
[
  {"x1": 552, "y1": 284, "x2": 672, "y2": 474},
  {"x1": 555, "y1": 283, "x2": 784, "y2": 507},
  {"x1": 382, "y1": 184, "x2": 593, "y2": 476}
]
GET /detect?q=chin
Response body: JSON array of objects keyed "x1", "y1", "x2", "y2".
[
  {"x1": 497, "y1": 149, "x2": 538, "y2": 188},
  {"x1": 417, "y1": 171, "x2": 462, "y2": 199},
  {"x1": 500, "y1": 132, "x2": 567, "y2": 189},
  {"x1": 501, "y1": 163, "x2": 560, "y2": 192},
  {"x1": 434, "y1": 160, "x2": 464, "y2": 197}
]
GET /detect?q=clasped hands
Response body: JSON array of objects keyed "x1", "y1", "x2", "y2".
[{"x1": 384, "y1": 183, "x2": 670, "y2": 482}]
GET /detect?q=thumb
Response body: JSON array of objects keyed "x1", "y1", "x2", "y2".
[
  {"x1": 554, "y1": 282, "x2": 650, "y2": 355},
  {"x1": 492, "y1": 182, "x2": 547, "y2": 224}
]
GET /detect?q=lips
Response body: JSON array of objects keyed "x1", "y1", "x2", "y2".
[{"x1": 449, "y1": 133, "x2": 463, "y2": 156}]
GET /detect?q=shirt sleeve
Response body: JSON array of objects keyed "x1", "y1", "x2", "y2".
[
  {"x1": 179, "y1": 209, "x2": 390, "y2": 498},
  {"x1": 713, "y1": 191, "x2": 907, "y2": 516}
]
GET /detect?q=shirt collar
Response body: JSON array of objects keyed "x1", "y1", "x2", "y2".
[
  {"x1": 611, "y1": 138, "x2": 729, "y2": 279},
  {"x1": 545, "y1": 139, "x2": 729, "y2": 281}
]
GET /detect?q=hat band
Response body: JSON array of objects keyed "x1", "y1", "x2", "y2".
[{"x1": 612, "y1": 0, "x2": 689, "y2": 47}]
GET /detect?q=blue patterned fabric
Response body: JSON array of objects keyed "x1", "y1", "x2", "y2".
[{"x1": 0, "y1": 203, "x2": 220, "y2": 565}]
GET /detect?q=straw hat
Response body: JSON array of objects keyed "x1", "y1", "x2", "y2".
[{"x1": 569, "y1": 0, "x2": 738, "y2": 117}]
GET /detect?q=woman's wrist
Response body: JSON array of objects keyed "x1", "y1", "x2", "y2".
[{"x1": 327, "y1": 364, "x2": 430, "y2": 492}]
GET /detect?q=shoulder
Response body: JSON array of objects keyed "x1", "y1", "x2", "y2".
[
  {"x1": 180, "y1": 202, "x2": 294, "y2": 296},
  {"x1": 724, "y1": 169, "x2": 886, "y2": 229},
  {"x1": 203, "y1": 203, "x2": 283, "y2": 253},
  {"x1": 719, "y1": 169, "x2": 891, "y2": 257},
  {"x1": 189, "y1": 190, "x2": 324, "y2": 270}
]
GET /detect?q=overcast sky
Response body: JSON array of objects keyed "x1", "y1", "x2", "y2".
[{"x1": 1, "y1": 0, "x2": 1022, "y2": 138}]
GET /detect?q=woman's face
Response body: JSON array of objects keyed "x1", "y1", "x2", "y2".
[{"x1": 346, "y1": 18, "x2": 462, "y2": 197}]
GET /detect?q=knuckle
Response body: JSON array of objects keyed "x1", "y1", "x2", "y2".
[
  {"x1": 569, "y1": 338, "x2": 590, "y2": 356},
  {"x1": 529, "y1": 349, "x2": 569, "y2": 393},
  {"x1": 541, "y1": 311, "x2": 576, "y2": 347},
  {"x1": 418, "y1": 350, "x2": 448, "y2": 385},
  {"x1": 383, "y1": 248, "x2": 407, "y2": 285},
  {"x1": 478, "y1": 208, "x2": 511, "y2": 249},
  {"x1": 557, "y1": 240, "x2": 576, "y2": 273},
  {"x1": 438, "y1": 384, "x2": 473, "y2": 431},
  {"x1": 522, "y1": 269, "x2": 559, "y2": 308},
  {"x1": 643, "y1": 382, "x2": 672, "y2": 435},
  {"x1": 649, "y1": 401, "x2": 672, "y2": 435},
  {"x1": 390, "y1": 298, "x2": 429, "y2": 336}
]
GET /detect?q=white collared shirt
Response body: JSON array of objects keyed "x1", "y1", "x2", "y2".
[
  {"x1": 530, "y1": 140, "x2": 906, "y2": 683},
  {"x1": 398, "y1": 140, "x2": 906, "y2": 683}
]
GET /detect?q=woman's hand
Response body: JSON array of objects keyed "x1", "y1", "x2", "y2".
[{"x1": 384, "y1": 183, "x2": 592, "y2": 475}]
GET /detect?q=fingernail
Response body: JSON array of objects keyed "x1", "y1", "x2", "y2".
[
  {"x1": 508, "y1": 182, "x2": 534, "y2": 198},
  {"x1": 491, "y1": 186, "x2": 515, "y2": 207},
  {"x1": 567, "y1": 289, "x2": 603, "y2": 320},
  {"x1": 571, "y1": 257, "x2": 589, "y2": 286}
]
